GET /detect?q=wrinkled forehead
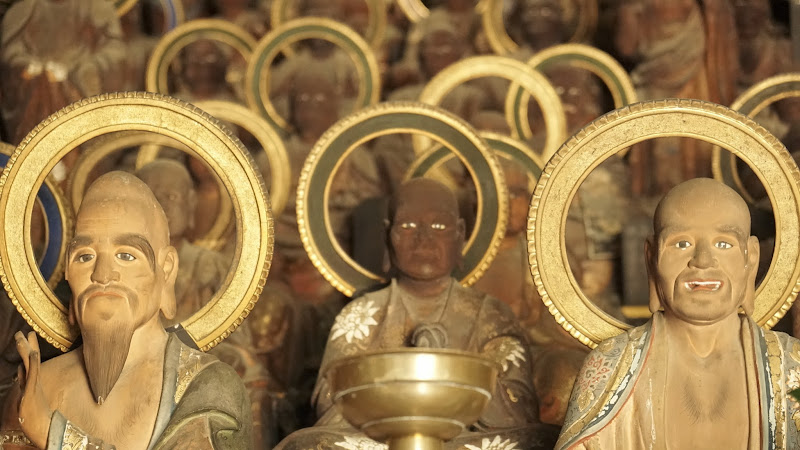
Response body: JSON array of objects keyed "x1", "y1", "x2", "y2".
[
  {"x1": 75, "y1": 195, "x2": 168, "y2": 249},
  {"x1": 655, "y1": 199, "x2": 751, "y2": 244}
]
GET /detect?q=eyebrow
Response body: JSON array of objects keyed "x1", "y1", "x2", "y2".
[
  {"x1": 658, "y1": 224, "x2": 747, "y2": 242},
  {"x1": 67, "y1": 235, "x2": 93, "y2": 257},
  {"x1": 717, "y1": 225, "x2": 746, "y2": 241},
  {"x1": 114, "y1": 233, "x2": 156, "y2": 269}
]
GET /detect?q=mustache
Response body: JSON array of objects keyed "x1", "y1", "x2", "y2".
[{"x1": 77, "y1": 284, "x2": 138, "y2": 309}]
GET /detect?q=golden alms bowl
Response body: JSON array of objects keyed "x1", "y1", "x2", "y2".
[{"x1": 328, "y1": 349, "x2": 499, "y2": 448}]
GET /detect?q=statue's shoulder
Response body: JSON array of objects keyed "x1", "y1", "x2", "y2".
[
  {"x1": 172, "y1": 338, "x2": 246, "y2": 407},
  {"x1": 348, "y1": 283, "x2": 392, "y2": 310},
  {"x1": 1, "y1": 0, "x2": 35, "y2": 44},
  {"x1": 571, "y1": 321, "x2": 652, "y2": 402}
]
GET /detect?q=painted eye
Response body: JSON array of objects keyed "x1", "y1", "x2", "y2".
[
  {"x1": 675, "y1": 240, "x2": 692, "y2": 250},
  {"x1": 400, "y1": 222, "x2": 417, "y2": 229},
  {"x1": 715, "y1": 241, "x2": 733, "y2": 249},
  {"x1": 76, "y1": 254, "x2": 94, "y2": 263},
  {"x1": 431, "y1": 223, "x2": 447, "y2": 230},
  {"x1": 116, "y1": 253, "x2": 136, "y2": 261}
]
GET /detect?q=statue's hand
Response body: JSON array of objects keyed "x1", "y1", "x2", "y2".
[
  {"x1": 15, "y1": 331, "x2": 52, "y2": 449},
  {"x1": 44, "y1": 61, "x2": 68, "y2": 83},
  {"x1": 23, "y1": 61, "x2": 42, "y2": 79}
]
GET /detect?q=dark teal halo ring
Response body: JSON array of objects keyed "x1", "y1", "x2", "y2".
[
  {"x1": 297, "y1": 102, "x2": 508, "y2": 297},
  {"x1": 405, "y1": 132, "x2": 544, "y2": 184}
]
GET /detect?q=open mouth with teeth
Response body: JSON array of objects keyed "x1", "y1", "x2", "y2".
[{"x1": 684, "y1": 280, "x2": 723, "y2": 292}]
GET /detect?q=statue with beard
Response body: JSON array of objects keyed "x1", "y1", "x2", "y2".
[{"x1": 0, "y1": 171, "x2": 252, "y2": 449}]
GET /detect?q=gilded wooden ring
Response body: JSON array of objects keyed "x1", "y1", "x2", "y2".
[
  {"x1": 0, "y1": 144, "x2": 71, "y2": 289},
  {"x1": 396, "y1": 0, "x2": 430, "y2": 23},
  {"x1": 711, "y1": 73, "x2": 800, "y2": 207},
  {"x1": 145, "y1": 18, "x2": 256, "y2": 95},
  {"x1": 404, "y1": 132, "x2": 543, "y2": 185},
  {"x1": 530, "y1": 99, "x2": 800, "y2": 348},
  {"x1": 481, "y1": 0, "x2": 597, "y2": 55},
  {"x1": 417, "y1": 55, "x2": 566, "y2": 160},
  {"x1": 67, "y1": 132, "x2": 232, "y2": 252},
  {"x1": 137, "y1": 100, "x2": 292, "y2": 218},
  {"x1": 69, "y1": 131, "x2": 192, "y2": 213},
  {"x1": 0, "y1": 92, "x2": 273, "y2": 352},
  {"x1": 297, "y1": 102, "x2": 508, "y2": 296},
  {"x1": 116, "y1": 0, "x2": 184, "y2": 30},
  {"x1": 270, "y1": 0, "x2": 387, "y2": 50},
  {"x1": 506, "y1": 43, "x2": 637, "y2": 145},
  {"x1": 245, "y1": 17, "x2": 381, "y2": 133}
]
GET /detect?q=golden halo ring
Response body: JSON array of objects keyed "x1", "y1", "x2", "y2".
[
  {"x1": 137, "y1": 100, "x2": 292, "y2": 218},
  {"x1": 404, "y1": 132, "x2": 543, "y2": 184},
  {"x1": 0, "y1": 92, "x2": 273, "y2": 352},
  {"x1": 116, "y1": 0, "x2": 185, "y2": 31},
  {"x1": 481, "y1": 0, "x2": 598, "y2": 55},
  {"x1": 68, "y1": 132, "x2": 233, "y2": 252},
  {"x1": 529, "y1": 99, "x2": 800, "y2": 348},
  {"x1": 270, "y1": 0, "x2": 387, "y2": 50},
  {"x1": 297, "y1": 102, "x2": 508, "y2": 296},
  {"x1": 396, "y1": 0, "x2": 430, "y2": 23},
  {"x1": 506, "y1": 43, "x2": 637, "y2": 145},
  {"x1": 145, "y1": 18, "x2": 257, "y2": 95},
  {"x1": 68, "y1": 132, "x2": 192, "y2": 213},
  {"x1": 711, "y1": 73, "x2": 800, "y2": 207},
  {"x1": 245, "y1": 17, "x2": 381, "y2": 133},
  {"x1": 0, "y1": 144, "x2": 71, "y2": 289},
  {"x1": 417, "y1": 55, "x2": 566, "y2": 160}
]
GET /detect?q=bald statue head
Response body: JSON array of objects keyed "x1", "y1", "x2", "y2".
[
  {"x1": 66, "y1": 171, "x2": 179, "y2": 404},
  {"x1": 387, "y1": 178, "x2": 465, "y2": 285},
  {"x1": 645, "y1": 178, "x2": 759, "y2": 324}
]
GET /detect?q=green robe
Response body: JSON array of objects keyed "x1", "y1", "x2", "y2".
[{"x1": 45, "y1": 333, "x2": 252, "y2": 449}]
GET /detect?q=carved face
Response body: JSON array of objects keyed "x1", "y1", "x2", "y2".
[
  {"x1": 518, "y1": 0, "x2": 564, "y2": 50},
  {"x1": 648, "y1": 180, "x2": 758, "y2": 325},
  {"x1": 733, "y1": 0, "x2": 770, "y2": 40},
  {"x1": 138, "y1": 160, "x2": 196, "y2": 241},
  {"x1": 180, "y1": 40, "x2": 228, "y2": 89},
  {"x1": 389, "y1": 180, "x2": 465, "y2": 282},
  {"x1": 420, "y1": 29, "x2": 463, "y2": 79},
  {"x1": 67, "y1": 192, "x2": 170, "y2": 331},
  {"x1": 289, "y1": 73, "x2": 340, "y2": 139}
]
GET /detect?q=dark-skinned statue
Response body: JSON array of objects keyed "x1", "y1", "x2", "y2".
[{"x1": 275, "y1": 178, "x2": 558, "y2": 449}]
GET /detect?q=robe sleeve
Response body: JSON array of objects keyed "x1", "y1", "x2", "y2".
[
  {"x1": 473, "y1": 297, "x2": 539, "y2": 429},
  {"x1": 152, "y1": 361, "x2": 252, "y2": 449}
]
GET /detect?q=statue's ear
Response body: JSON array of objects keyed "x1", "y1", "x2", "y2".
[
  {"x1": 159, "y1": 246, "x2": 179, "y2": 320},
  {"x1": 742, "y1": 235, "x2": 760, "y2": 316},
  {"x1": 645, "y1": 235, "x2": 662, "y2": 314}
]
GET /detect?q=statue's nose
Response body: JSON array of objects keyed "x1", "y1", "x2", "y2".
[
  {"x1": 688, "y1": 242, "x2": 716, "y2": 269},
  {"x1": 90, "y1": 253, "x2": 121, "y2": 284}
]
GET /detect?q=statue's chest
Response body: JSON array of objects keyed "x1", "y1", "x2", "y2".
[
  {"x1": 664, "y1": 362, "x2": 749, "y2": 449},
  {"x1": 52, "y1": 375, "x2": 162, "y2": 449}
]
